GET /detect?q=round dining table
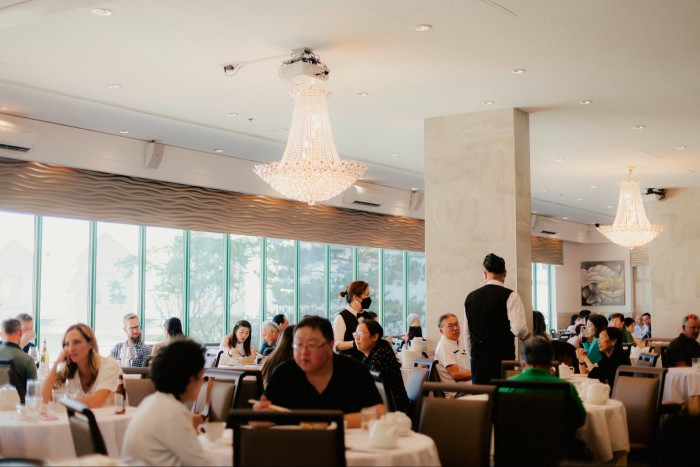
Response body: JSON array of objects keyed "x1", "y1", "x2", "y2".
[
  {"x1": 578, "y1": 399, "x2": 629, "y2": 464},
  {"x1": 0, "y1": 405, "x2": 135, "y2": 462},
  {"x1": 200, "y1": 427, "x2": 441, "y2": 466},
  {"x1": 662, "y1": 367, "x2": 700, "y2": 403}
]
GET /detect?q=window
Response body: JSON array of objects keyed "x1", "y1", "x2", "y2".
[
  {"x1": 329, "y1": 245, "x2": 353, "y2": 313},
  {"x1": 188, "y1": 231, "x2": 225, "y2": 343},
  {"x1": 94, "y1": 222, "x2": 139, "y2": 351},
  {"x1": 407, "y1": 251, "x2": 426, "y2": 329},
  {"x1": 532, "y1": 263, "x2": 555, "y2": 330},
  {"x1": 382, "y1": 249, "x2": 405, "y2": 336},
  {"x1": 39, "y1": 217, "x2": 90, "y2": 357},
  {"x1": 0, "y1": 211, "x2": 34, "y2": 323},
  {"x1": 299, "y1": 242, "x2": 326, "y2": 318},
  {"x1": 265, "y1": 239, "x2": 295, "y2": 340},
  {"x1": 144, "y1": 227, "x2": 184, "y2": 342},
  {"x1": 230, "y1": 235, "x2": 262, "y2": 342}
]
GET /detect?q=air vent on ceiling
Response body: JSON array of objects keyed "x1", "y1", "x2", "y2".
[
  {"x1": 342, "y1": 182, "x2": 385, "y2": 208},
  {"x1": 0, "y1": 124, "x2": 37, "y2": 152}
]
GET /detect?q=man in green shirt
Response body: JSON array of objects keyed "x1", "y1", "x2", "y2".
[
  {"x1": 0, "y1": 318, "x2": 38, "y2": 403},
  {"x1": 503, "y1": 336, "x2": 587, "y2": 429}
]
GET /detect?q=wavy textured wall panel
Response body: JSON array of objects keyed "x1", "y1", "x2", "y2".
[
  {"x1": 531, "y1": 236, "x2": 563, "y2": 265},
  {"x1": 0, "y1": 157, "x2": 424, "y2": 251}
]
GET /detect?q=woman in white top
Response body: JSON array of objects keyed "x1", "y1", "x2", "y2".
[
  {"x1": 219, "y1": 319, "x2": 258, "y2": 358},
  {"x1": 122, "y1": 339, "x2": 211, "y2": 466},
  {"x1": 40, "y1": 323, "x2": 121, "y2": 408}
]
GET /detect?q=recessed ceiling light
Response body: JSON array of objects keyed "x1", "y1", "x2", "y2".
[
  {"x1": 226, "y1": 112, "x2": 238, "y2": 117},
  {"x1": 608, "y1": 205, "x2": 614, "y2": 209},
  {"x1": 107, "y1": 84, "x2": 121, "y2": 89},
  {"x1": 555, "y1": 158, "x2": 565, "y2": 162},
  {"x1": 579, "y1": 100, "x2": 593, "y2": 105},
  {"x1": 577, "y1": 197, "x2": 583, "y2": 201},
  {"x1": 411, "y1": 187, "x2": 419, "y2": 191},
  {"x1": 541, "y1": 189, "x2": 548, "y2": 193},
  {"x1": 563, "y1": 217, "x2": 568, "y2": 220},
  {"x1": 532, "y1": 211, "x2": 538, "y2": 214},
  {"x1": 675, "y1": 145, "x2": 687, "y2": 150},
  {"x1": 390, "y1": 153, "x2": 399, "y2": 157},
  {"x1": 482, "y1": 100, "x2": 495, "y2": 105},
  {"x1": 413, "y1": 24, "x2": 432, "y2": 32},
  {"x1": 91, "y1": 8, "x2": 112, "y2": 16},
  {"x1": 632, "y1": 124, "x2": 645, "y2": 130},
  {"x1": 356, "y1": 92, "x2": 369, "y2": 97},
  {"x1": 510, "y1": 68, "x2": 526, "y2": 74},
  {"x1": 590, "y1": 185, "x2": 598, "y2": 189},
  {"x1": 599, "y1": 171, "x2": 608, "y2": 175},
  {"x1": 214, "y1": 149, "x2": 224, "y2": 153},
  {"x1": 118, "y1": 130, "x2": 128, "y2": 134}
]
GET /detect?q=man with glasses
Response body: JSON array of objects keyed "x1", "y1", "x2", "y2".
[
  {"x1": 256, "y1": 316, "x2": 383, "y2": 428},
  {"x1": 434, "y1": 313, "x2": 471, "y2": 387},
  {"x1": 110, "y1": 313, "x2": 152, "y2": 367},
  {"x1": 464, "y1": 253, "x2": 531, "y2": 384},
  {"x1": 666, "y1": 314, "x2": 700, "y2": 367}
]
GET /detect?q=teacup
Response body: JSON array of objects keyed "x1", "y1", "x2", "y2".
[
  {"x1": 587, "y1": 382, "x2": 610, "y2": 404},
  {"x1": 558, "y1": 364, "x2": 574, "y2": 379},
  {"x1": 198, "y1": 421, "x2": 226, "y2": 441},
  {"x1": 383, "y1": 412, "x2": 412, "y2": 436},
  {"x1": 368, "y1": 419, "x2": 398, "y2": 449}
]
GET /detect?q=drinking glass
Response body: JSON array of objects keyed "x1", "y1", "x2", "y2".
[
  {"x1": 65, "y1": 379, "x2": 81, "y2": 400},
  {"x1": 52, "y1": 387, "x2": 66, "y2": 411},
  {"x1": 360, "y1": 406, "x2": 378, "y2": 431}
]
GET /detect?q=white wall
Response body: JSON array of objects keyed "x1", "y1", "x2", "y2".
[{"x1": 555, "y1": 241, "x2": 632, "y2": 328}]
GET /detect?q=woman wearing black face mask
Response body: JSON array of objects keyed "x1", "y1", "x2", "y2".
[{"x1": 334, "y1": 280, "x2": 371, "y2": 360}]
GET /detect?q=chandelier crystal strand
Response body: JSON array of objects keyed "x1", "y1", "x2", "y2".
[
  {"x1": 596, "y1": 167, "x2": 663, "y2": 249},
  {"x1": 254, "y1": 88, "x2": 366, "y2": 205}
]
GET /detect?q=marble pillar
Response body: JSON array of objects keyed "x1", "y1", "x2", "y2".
[{"x1": 424, "y1": 108, "x2": 533, "y2": 346}]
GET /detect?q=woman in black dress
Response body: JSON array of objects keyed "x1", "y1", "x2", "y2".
[
  {"x1": 578, "y1": 327, "x2": 630, "y2": 392},
  {"x1": 354, "y1": 320, "x2": 410, "y2": 413}
]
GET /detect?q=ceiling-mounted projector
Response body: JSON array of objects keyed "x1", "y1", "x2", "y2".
[{"x1": 278, "y1": 48, "x2": 329, "y2": 86}]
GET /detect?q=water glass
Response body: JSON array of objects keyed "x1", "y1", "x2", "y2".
[
  {"x1": 65, "y1": 378, "x2": 81, "y2": 400},
  {"x1": 25, "y1": 395, "x2": 42, "y2": 421},
  {"x1": 693, "y1": 357, "x2": 700, "y2": 370},
  {"x1": 52, "y1": 387, "x2": 66, "y2": 411},
  {"x1": 25, "y1": 379, "x2": 40, "y2": 399},
  {"x1": 360, "y1": 406, "x2": 378, "y2": 431}
]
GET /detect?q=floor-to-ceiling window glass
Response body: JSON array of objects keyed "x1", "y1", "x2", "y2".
[
  {"x1": 329, "y1": 245, "x2": 353, "y2": 315},
  {"x1": 39, "y1": 217, "x2": 90, "y2": 357},
  {"x1": 357, "y1": 247, "x2": 380, "y2": 316},
  {"x1": 382, "y1": 249, "x2": 405, "y2": 336},
  {"x1": 188, "y1": 231, "x2": 225, "y2": 344},
  {"x1": 265, "y1": 239, "x2": 295, "y2": 343},
  {"x1": 144, "y1": 227, "x2": 184, "y2": 342},
  {"x1": 0, "y1": 212, "x2": 34, "y2": 323},
  {"x1": 532, "y1": 262, "x2": 555, "y2": 330},
  {"x1": 407, "y1": 251, "x2": 426, "y2": 330},
  {"x1": 299, "y1": 242, "x2": 326, "y2": 318},
  {"x1": 94, "y1": 222, "x2": 139, "y2": 351},
  {"x1": 229, "y1": 235, "x2": 261, "y2": 340}
]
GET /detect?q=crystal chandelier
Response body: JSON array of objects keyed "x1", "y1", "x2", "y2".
[
  {"x1": 597, "y1": 167, "x2": 663, "y2": 249},
  {"x1": 254, "y1": 50, "x2": 366, "y2": 205}
]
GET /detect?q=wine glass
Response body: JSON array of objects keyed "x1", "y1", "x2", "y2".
[{"x1": 65, "y1": 378, "x2": 81, "y2": 400}]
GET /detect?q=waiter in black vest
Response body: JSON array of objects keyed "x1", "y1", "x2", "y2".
[
  {"x1": 333, "y1": 280, "x2": 371, "y2": 360},
  {"x1": 464, "y1": 253, "x2": 531, "y2": 384}
]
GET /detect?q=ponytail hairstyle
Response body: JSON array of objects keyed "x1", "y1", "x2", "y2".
[{"x1": 339, "y1": 281, "x2": 369, "y2": 304}]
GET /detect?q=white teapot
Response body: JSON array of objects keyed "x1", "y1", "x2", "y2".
[
  {"x1": 558, "y1": 363, "x2": 574, "y2": 379},
  {"x1": 369, "y1": 419, "x2": 399, "y2": 449},
  {"x1": 587, "y1": 381, "x2": 610, "y2": 404},
  {"x1": 383, "y1": 412, "x2": 412, "y2": 436},
  {"x1": 0, "y1": 384, "x2": 20, "y2": 410}
]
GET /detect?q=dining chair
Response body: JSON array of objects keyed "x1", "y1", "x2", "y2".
[
  {"x1": 370, "y1": 371, "x2": 396, "y2": 412},
  {"x1": 622, "y1": 342, "x2": 633, "y2": 357},
  {"x1": 612, "y1": 365, "x2": 667, "y2": 461},
  {"x1": 391, "y1": 336, "x2": 404, "y2": 353},
  {"x1": 120, "y1": 366, "x2": 151, "y2": 379},
  {"x1": 203, "y1": 342, "x2": 221, "y2": 351},
  {"x1": 124, "y1": 377, "x2": 155, "y2": 407},
  {"x1": 204, "y1": 349, "x2": 223, "y2": 368},
  {"x1": 637, "y1": 352, "x2": 659, "y2": 367},
  {"x1": 657, "y1": 345, "x2": 670, "y2": 368},
  {"x1": 499, "y1": 360, "x2": 523, "y2": 379},
  {"x1": 413, "y1": 358, "x2": 440, "y2": 383},
  {"x1": 192, "y1": 376, "x2": 236, "y2": 422},
  {"x1": 405, "y1": 367, "x2": 428, "y2": 425},
  {"x1": 228, "y1": 409, "x2": 346, "y2": 467},
  {"x1": 0, "y1": 359, "x2": 18, "y2": 387},
  {"x1": 417, "y1": 382, "x2": 495, "y2": 467},
  {"x1": 203, "y1": 368, "x2": 264, "y2": 410},
  {"x1": 60, "y1": 397, "x2": 108, "y2": 457},
  {"x1": 493, "y1": 379, "x2": 573, "y2": 466}
]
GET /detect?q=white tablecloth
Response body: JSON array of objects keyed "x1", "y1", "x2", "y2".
[
  {"x1": 663, "y1": 367, "x2": 700, "y2": 403},
  {"x1": 0, "y1": 406, "x2": 135, "y2": 462},
  {"x1": 578, "y1": 399, "x2": 629, "y2": 463},
  {"x1": 201, "y1": 428, "x2": 441, "y2": 466}
]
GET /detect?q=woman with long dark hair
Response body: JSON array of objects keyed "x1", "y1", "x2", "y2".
[
  {"x1": 220, "y1": 319, "x2": 257, "y2": 358},
  {"x1": 151, "y1": 316, "x2": 185, "y2": 355},
  {"x1": 575, "y1": 313, "x2": 608, "y2": 365},
  {"x1": 261, "y1": 325, "x2": 295, "y2": 385}
]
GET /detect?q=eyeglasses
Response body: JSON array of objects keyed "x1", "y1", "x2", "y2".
[
  {"x1": 127, "y1": 326, "x2": 141, "y2": 331},
  {"x1": 442, "y1": 322, "x2": 460, "y2": 330},
  {"x1": 292, "y1": 341, "x2": 328, "y2": 352},
  {"x1": 352, "y1": 331, "x2": 364, "y2": 337}
]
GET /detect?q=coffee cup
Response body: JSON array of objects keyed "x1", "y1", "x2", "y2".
[
  {"x1": 198, "y1": 421, "x2": 226, "y2": 441},
  {"x1": 558, "y1": 364, "x2": 574, "y2": 379}
]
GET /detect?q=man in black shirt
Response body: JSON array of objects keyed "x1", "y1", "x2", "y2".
[
  {"x1": 667, "y1": 314, "x2": 700, "y2": 367},
  {"x1": 257, "y1": 316, "x2": 383, "y2": 428}
]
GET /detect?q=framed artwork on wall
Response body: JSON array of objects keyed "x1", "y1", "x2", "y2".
[{"x1": 580, "y1": 260, "x2": 625, "y2": 306}]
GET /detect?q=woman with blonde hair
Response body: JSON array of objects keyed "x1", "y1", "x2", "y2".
[{"x1": 41, "y1": 323, "x2": 122, "y2": 408}]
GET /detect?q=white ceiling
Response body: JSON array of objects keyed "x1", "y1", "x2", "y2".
[{"x1": 1, "y1": 0, "x2": 699, "y2": 225}]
